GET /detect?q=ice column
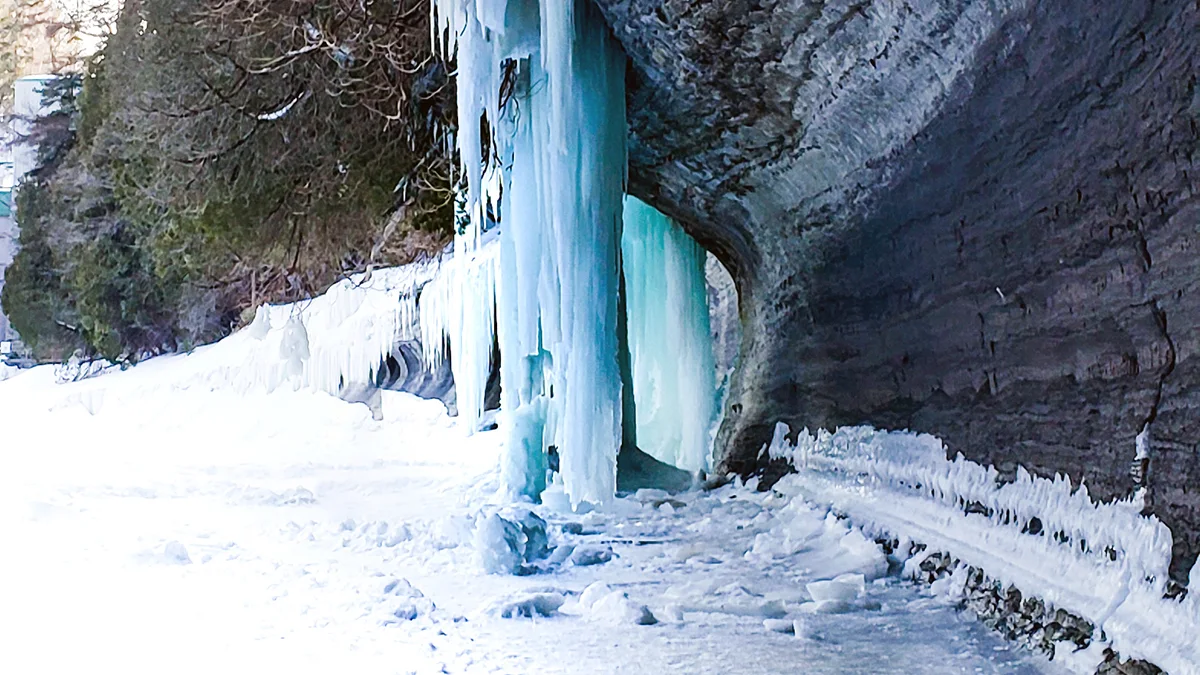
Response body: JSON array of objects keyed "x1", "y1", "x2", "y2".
[
  {"x1": 621, "y1": 198, "x2": 717, "y2": 472},
  {"x1": 435, "y1": 0, "x2": 627, "y2": 505}
]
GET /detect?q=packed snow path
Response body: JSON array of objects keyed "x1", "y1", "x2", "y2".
[{"x1": 0, "y1": 363, "x2": 1061, "y2": 675}]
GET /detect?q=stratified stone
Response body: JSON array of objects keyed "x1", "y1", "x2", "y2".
[{"x1": 595, "y1": 0, "x2": 1200, "y2": 585}]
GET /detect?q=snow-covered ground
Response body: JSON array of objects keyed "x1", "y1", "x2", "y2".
[{"x1": 0, "y1": 349, "x2": 1064, "y2": 674}]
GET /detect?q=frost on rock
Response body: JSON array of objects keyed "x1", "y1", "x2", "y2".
[
  {"x1": 767, "y1": 424, "x2": 1200, "y2": 675},
  {"x1": 622, "y1": 197, "x2": 716, "y2": 473},
  {"x1": 433, "y1": 0, "x2": 628, "y2": 506}
]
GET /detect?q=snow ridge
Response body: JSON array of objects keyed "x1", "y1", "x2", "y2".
[{"x1": 767, "y1": 424, "x2": 1200, "y2": 674}]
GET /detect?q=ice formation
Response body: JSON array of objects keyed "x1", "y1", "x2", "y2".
[
  {"x1": 766, "y1": 425, "x2": 1200, "y2": 675},
  {"x1": 621, "y1": 198, "x2": 716, "y2": 472},
  {"x1": 433, "y1": 0, "x2": 628, "y2": 505},
  {"x1": 225, "y1": 262, "x2": 437, "y2": 398}
]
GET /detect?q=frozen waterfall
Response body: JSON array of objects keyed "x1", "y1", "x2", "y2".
[
  {"x1": 622, "y1": 198, "x2": 717, "y2": 473},
  {"x1": 431, "y1": 0, "x2": 717, "y2": 506}
]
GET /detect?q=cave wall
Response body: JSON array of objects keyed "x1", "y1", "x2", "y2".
[{"x1": 594, "y1": 0, "x2": 1200, "y2": 583}]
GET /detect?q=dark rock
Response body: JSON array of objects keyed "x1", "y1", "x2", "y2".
[
  {"x1": 376, "y1": 340, "x2": 457, "y2": 413},
  {"x1": 906, "y1": 549, "x2": 1098, "y2": 661},
  {"x1": 616, "y1": 444, "x2": 695, "y2": 493},
  {"x1": 596, "y1": 0, "x2": 1200, "y2": 586},
  {"x1": 1097, "y1": 650, "x2": 1165, "y2": 675}
]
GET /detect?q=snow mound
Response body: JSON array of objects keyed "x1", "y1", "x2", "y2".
[
  {"x1": 483, "y1": 591, "x2": 565, "y2": 619},
  {"x1": 379, "y1": 578, "x2": 435, "y2": 624},
  {"x1": 579, "y1": 582, "x2": 656, "y2": 625}
]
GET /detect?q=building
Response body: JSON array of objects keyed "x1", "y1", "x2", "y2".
[
  {"x1": 11, "y1": 75, "x2": 55, "y2": 181},
  {"x1": 0, "y1": 160, "x2": 15, "y2": 344},
  {"x1": 2, "y1": 74, "x2": 55, "y2": 350}
]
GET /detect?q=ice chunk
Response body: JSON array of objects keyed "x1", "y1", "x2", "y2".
[
  {"x1": 579, "y1": 582, "x2": 614, "y2": 609},
  {"x1": 380, "y1": 578, "x2": 435, "y2": 624},
  {"x1": 806, "y1": 573, "x2": 865, "y2": 604},
  {"x1": 474, "y1": 513, "x2": 525, "y2": 574},
  {"x1": 583, "y1": 585, "x2": 657, "y2": 625},
  {"x1": 763, "y1": 618, "x2": 796, "y2": 634},
  {"x1": 569, "y1": 545, "x2": 614, "y2": 567},
  {"x1": 513, "y1": 509, "x2": 551, "y2": 562},
  {"x1": 798, "y1": 599, "x2": 856, "y2": 615},
  {"x1": 473, "y1": 509, "x2": 551, "y2": 574},
  {"x1": 161, "y1": 541, "x2": 192, "y2": 565},
  {"x1": 485, "y1": 591, "x2": 565, "y2": 619}
]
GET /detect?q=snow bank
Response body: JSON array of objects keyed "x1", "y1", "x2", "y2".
[
  {"x1": 233, "y1": 263, "x2": 438, "y2": 396},
  {"x1": 767, "y1": 424, "x2": 1200, "y2": 675},
  {"x1": 78, "y1": 261, "x2": 442, "y2": 404}
]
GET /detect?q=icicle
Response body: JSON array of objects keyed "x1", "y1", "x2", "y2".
[
  {"x1": 621, "y1": 198, "x2": 717, "y2": 473},
  {"x1": 418, "y1": 242, "x2": 499, "y2": 433}
]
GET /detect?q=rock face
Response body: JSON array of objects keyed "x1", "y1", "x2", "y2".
[{"x1": 594, "y1": 0, "x2": 1200, "y2": 583}]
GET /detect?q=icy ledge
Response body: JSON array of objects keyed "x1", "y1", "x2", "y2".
[{"x1": 764, "y1": 425, "x2": 1200, "y2": 675}]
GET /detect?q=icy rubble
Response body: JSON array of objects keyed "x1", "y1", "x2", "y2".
[{"x1": 765, "y1": 424, "x2": 1200, "y2": 675}]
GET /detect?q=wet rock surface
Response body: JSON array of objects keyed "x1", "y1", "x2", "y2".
[{"x1": 596, "y1": 0, "x2": 1200, "y2": 583}]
